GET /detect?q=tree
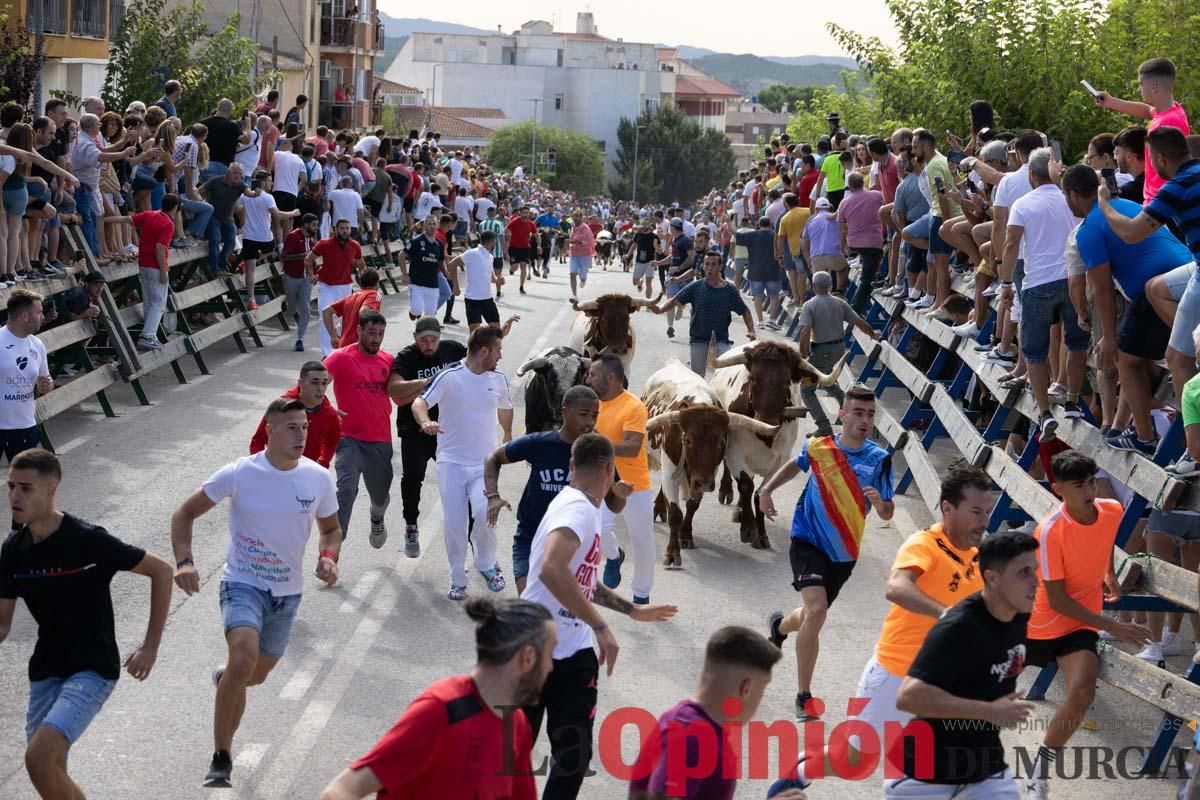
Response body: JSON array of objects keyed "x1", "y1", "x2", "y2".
[
  {"x1": 486, "y1": 121, "x2": 605, "y2": 197},
  {"x1": 609, "y1": 105, "x2": 736, "y2": 205},
  {"x1": 786, "y1": 72, "x2": 904, "y2": 145},
  {"x1": 0, "y1": 17, "x2": 45, "y2": 107},
  {"x1": 758, "y1": 85, "x2": 819, "y2": 114},
  {"x1": 104, "y1": 0, "x2": 270, "y2": 123}
]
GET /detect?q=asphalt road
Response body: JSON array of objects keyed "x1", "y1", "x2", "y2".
[{"x1": 0, "y1": 263, "x2": 1184, "y2": 799}]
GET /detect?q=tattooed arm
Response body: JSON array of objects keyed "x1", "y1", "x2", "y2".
[{"x1": 593, "y1": 584, "x2": 679, "y2": 622}]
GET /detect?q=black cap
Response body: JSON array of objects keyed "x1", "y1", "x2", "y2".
[{"x1": 82, "y1": 272, "x2": 105, "y2": 284}]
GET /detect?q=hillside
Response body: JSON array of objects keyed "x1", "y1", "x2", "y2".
[{"x1": 690, "y1": 53, "x2": 854, "y2": 95}]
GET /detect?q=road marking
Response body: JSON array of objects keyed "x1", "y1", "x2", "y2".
[
  {"x1": 278, "y1": 641, "x2": 335, "y2": 701},
  {"x1": 527, "y1": 303, "x2": 573, "y2": 357},
  {"x1": 55, "y1": 435, "x2": 91, "y2": 454},
  {"x1": 235, "y1": 742, "x2": 271, "y2": 769},
  {"x1": 338, "y1": 568, "x2": 380, "y2": 614},
  {"x1": 226, "y1": 353, "x2": 255, "y2": 366}
]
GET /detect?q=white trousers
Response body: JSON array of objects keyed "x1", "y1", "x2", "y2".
[
  {"x1": 409, "y1": 285, "x2": 440, "y2": 316},
  {"x1": 883, "y1": 769, "x2": 1020, "y2": 799},
  {"x1": 318, "y1": 282, "x2": 352, "y2": 355},
  {"x1": 436, "y1": 461, "x2": 498, "y2": 588},
  {"x1": 599, "y1": 487, "x2": 657, "y2": 598}
]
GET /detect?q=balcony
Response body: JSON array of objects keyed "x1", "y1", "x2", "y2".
[
  {"x1": 319, "y1": 18, "x2": 383, "y2": 53},
  {"x1": 70, "y1": 0, "x2": 106, "y2": 38},
  {"x1": 27, "y1": 0, "x2": 68, "y2": 34}
]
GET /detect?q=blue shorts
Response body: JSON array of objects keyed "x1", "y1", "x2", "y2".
[
  {"x1": 666, "y1": 277, "x2": 691, "y2": 298},
  {"x1": 513, "y1": 529, "x2": 534, "y2": 580},
  {"x1": 903, "y1": 213, "x2": 931, "y2": 241},
  {"x1": 1167, "y1": 262, "x2": 1200, "y2": 356},
  {"x1": 750, "y1": 280, "x2": 782, "y2": 297},
  {"x1": 1019, "y1": 279, "x2": 1089, "y2": 363},
  {"x1": 928, "y1": 216, "x2": 953, "y2": 256},
  {"x1": 569, "y1": 256, "x2": 592, "y2": 277},
  {"x1": 783, "y1": 248, "x2": 797, "y2": 272},
  {"x1": 27, "y1": 671, "x2": 116, "y2": 745},
  {"x1": 455, "y1": 220, "x2": 469, "y2": 239},
  {"x1": 3, "y1": 186, "x2": 29, "y2": 216},
  {"x1": 219, "y1": 580, "x2": 302, "y2": 659}
]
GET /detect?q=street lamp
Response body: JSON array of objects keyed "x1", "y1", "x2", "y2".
[
  {"x1": 427, "y1": 63, "x2": 444, "y2": 132},
  {"x1": 632, "y1": 122, "x2": 648, "y2": 206},
  {"x1": 528, "y1": 98, "x2": 543, "y2": 175}
]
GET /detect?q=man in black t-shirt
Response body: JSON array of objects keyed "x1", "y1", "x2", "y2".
[
  {"x1": 386, "y1": 317, "x2": 466, "y2": 557},
  {"x1": 199, "y1": 99, "x2": 250, "y2": 181},
  {"x1": 888, "y1": 532, "x2": 1039, "y2": 800},
  {"x1": 0, "y1": 449, "x2": 173, "y2": 799},
  {"x1": 628, "y1": 219, "x2": 660, "y2": 298},
  {"x1": 399, "y1": 215, "x2": 448, "y2": 320}
]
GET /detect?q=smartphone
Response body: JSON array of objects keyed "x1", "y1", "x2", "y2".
[
  {"x1": 1051, "y1": 140, "x2": 1063, "y2": 162},
  {"x1": 1101, "y1": 167, "x2": 1119, "y2": 195},
  {"x1": 1080, "y1": 79, "x2": 1100, "y2": 98},
  {"x1": 934, "y1": 176, "x2": 946, "y2": 192},
  {"x1": 947, "y1": 151, "x2": 967, "y2": 166}
]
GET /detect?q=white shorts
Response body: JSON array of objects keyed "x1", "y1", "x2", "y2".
[
  {"x1": 410, "y1": 284, "x2": 440, "y2": 316},
  {"x1": 884, "y1": 768, "x2": 1020, "y2": 799},
  {"x1": 852, "y1": 655, "x2": 913, "y2": 740},
  {"x1": 632, "y1": 260, "x2": 655, "y2": 283}
]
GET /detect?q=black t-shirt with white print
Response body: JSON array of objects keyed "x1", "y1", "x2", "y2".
[
  {"x1": 390, "y1": 340, "x2": 467, "y2": 435},
  {"x1": 901, "y1": 591, "x2": 1028, "y2": 784}
]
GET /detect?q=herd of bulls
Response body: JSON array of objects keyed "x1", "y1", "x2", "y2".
[{"x1": 515, "y1": 292, "x2": 847, "y2": 569}]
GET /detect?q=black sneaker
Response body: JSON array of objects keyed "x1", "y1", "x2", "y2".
[
  {"x1": 795, "y1": 692, "x2": 820, "y2": 722},
  {"x1": 1038, "y1": 411, "x2": 1058, "y2": 441},
  {"x1": 768, "y1": 611, "x2": 786, "y2": 648},
  {"x1": 667, "y1": 326, "x2": 675, "y2": 338},
  {"x1": 204, "y1": 750, "x2": 233, "y2": 787},
  {"x1": 1061, "y1": 401, "x2": 1084, "y2": 419},
  {"x1": 443, "y1": 316, "x2": 460, "y2": 325},
  {"x1": 974, "y1": 341, "x2": 998, "y2": 352}
]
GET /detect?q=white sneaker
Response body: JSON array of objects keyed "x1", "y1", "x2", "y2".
[
  {"x1": 907, "y1": 289, "x2": 921, "y2": 301},
  {"x1": 912, "y1": 295, "x2": 934, "y2": 309},
  {"x1": 1135, "y1": 641, "x2": 1165, "y2": 664},
  {"x1": 369, "y1": 509, "x2": 387, "y2": 549},
  {"x1": 1162, "y1": 631, "x2": 1188, "y2": 656},
  {"x1": 982, "y1": 283, "x2": 999, "y2": 297},
  {"x1": 951, "y1": 321, "x2": 982, "y2": 338}
]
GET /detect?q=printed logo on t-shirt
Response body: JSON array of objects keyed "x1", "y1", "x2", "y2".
[
  {"x1": 296, "y1": 494, "x2": 315, "y2": 511},
  {"x1": 573, "y1": 534, "x2": 603, "y2": 600},
  {"x1": 15, "y1": 356, "x2": 27, "y2": 371},
  {"x1": 538, "y1": 468, "x2": 568, "y2": 493},
  {"x1": 990, "y1": 644, "x2": 1026, "y2": 681}
]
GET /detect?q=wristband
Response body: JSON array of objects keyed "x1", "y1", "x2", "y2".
[
  {"x1": 591, "y1": 624, "x2": 609, "y2": 633},
  {"x1": 1000, "y1": 281, "x2": 1013, "y2": 287},
  {"x1": 319, "y1": 549, "x2": 339, "y2": 564},
  {"x1": 484, "y1": 491, "x2": 500, "y2": 499},
  {"x1": 176, "y1": 557, "x2": 194, "y2": 569}
]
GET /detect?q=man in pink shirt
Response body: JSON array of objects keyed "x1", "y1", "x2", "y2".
[
  {"x1": 567, "y1": 213, "x2": 595, "y2": 299},
  {"x1": 836, "y1": 172, "x2": 885, "y2": 313},
  {"x1": 1095, "y1": 57, "x2": 1189, "y2": 203},
  {"x1": 308, "y1": 126, "x2": 330, "y2": 158}
]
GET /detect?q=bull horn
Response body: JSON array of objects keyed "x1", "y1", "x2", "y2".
[
  {"x1": 798, "y1": 349, "x2": 850, "y2": 388},
  {"x1": 574, "y1": 298, "x2": 599, "y2": 312},
  {"x1": 713, "y1": 349, "x2": 747, "y2": 368},
  {"x1": 629, "y1": 294, "x2": 661, "y2": 308},
  {"x1": 782, "y1": 406, "x2": 808, "y2": 419},
  {"x1": 728, "y1": 413, "x2": 780, "y2": 437},
  {"x1": 516, "y1": 357, "x2": 550, "y2": 377},
  {"x1": 645, "y1": 411, "x2": 681, "y2": 432}
]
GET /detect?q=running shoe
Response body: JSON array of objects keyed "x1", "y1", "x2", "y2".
[
  {"x1": 1135, "y1": 641, "x2": 1165, "y2": 665},
  {"x1": 974, "y1": 340, "x2": 998, "y2": 352},
  {"x1": 294, "y1": 339, "x2": 304, "y2": 352},
  {"x1": 950, "y1": 321, "x2": 982, "y2": 339},
  {"x1": 981, "y1": 283, "x2": 999, "y2": 297},
  {"x1": 1106, "y1": 431, "x2": 1157, "y2": 456},
  {"x1": 404, "y1": 525, "x2": 420, "y2": 557},
  {"x1": 204, "y1": 750, "x2": 233, "y2": 788},
  {"x1": 480, "y1": 568, "x2": 505, "y2": 593},
  {"x1": 1167, "y1": 456, "x2": 1200, "y2": 479},
  {"x1": 447, "y1": 584, "x2": 467, "y2": 601},
  {"x1": 633, "y1": 595, "x2": 649, "y2": 605},
  {"x1": 982, "y1": 348, "x2": 1016, "y2": 367},
  {"x1": 1037, "y1": 411, "x2": 1058, "y2": 441},
  {"x1": 666, "y1": 326, "x2": 675, "y2": 338},
  {"x1": 910, "y1": 295, "x2": 934, "y2": 309},
  {"x1": 136, "y1": 338, "x2": 164, "y2": 352},
  {"x1": 1162, "y1": 631, "x2": 1188, "y2": 656},
  {"x1": 211, "y1": 666, "x2": 224, "y2": 688},
  {"x1": 795, "y1": 692, "x2": 820, "y2": 722},
  {"x1": 443, "y1": 316, "x2": 460, "y2": 325},
  {"x1": 768, "y1": 611, "x2": 787, "y2": 648},
  {"x1": 369, "y1": 514, "x2": 387, "y2": 549},
  {"x1": 1060, "y1": 401, "x2": 1084, "y2": 419},
  {"x1": 603, "y1": 548, "x2": 625, "y2": 589},
  {"x1": 246, "y1": 300, "x2": 258, "y2": 311}
]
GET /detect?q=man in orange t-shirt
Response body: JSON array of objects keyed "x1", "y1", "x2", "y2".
[
  {"x1": 1022, "y1": 451, "x2": 1151, "y2": 797},
  {"x1": 323, "y1": 269, "x2": 383, "y2": 349},
  {"x1": 587, "y1": 354, "x2": 656, "y2": 604},
  {"x1": 791, "y1": 463, "x2": 990, "y2": 786}
]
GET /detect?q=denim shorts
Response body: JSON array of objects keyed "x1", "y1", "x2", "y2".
[
  {"x1": 903, "y1": 212, "x2": 931, "y2": 241},
  {"x1": 1147, "y1": 510, "x2": 1200, "y2": 542},
  {"x1": 1163, "y1": 262, "x2": 1196, "y2": 301},
  {"x1": 782, "y1": 248, "x2": 797, "y2": 272},
  {"x1": 928, "y1": 216, "x2": 953, "y2": 256},
  {"x1": 750, "y1": 280, "x2": 782, "y2": 297},
  {"x1": 569, "y1": 256, "x2": 592, "y2": 277},
  {"x1": 219, "y1": 580, "x2": 302, "y2": 659},
  {"x1": 1019, "y1": 279, "x2": 1089, "y2": 363},
  {"x1": 513, "y1": 529, "x2": 534, "y2": 579},
  {"x1": 1168, "y1": 262, "x2": 1200, "y2": 356},
  {"x1": 3, "y1": 186, "x2": 29, "y2": 216},
  {"x1": 27, "y1": 670, "x2": 116, "y2": 744}
]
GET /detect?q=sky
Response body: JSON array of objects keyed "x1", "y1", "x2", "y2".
[{"x1": 376, "y1": 1, "x2": 898, "y2": 58}]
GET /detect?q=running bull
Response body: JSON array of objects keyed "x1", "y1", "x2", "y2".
[
  {"x1": 568, "y1": 293, "x2": 658, "y2": 373},
  {"x1": 710, "y1": 341, "x2": 848, "y2": 548},
  {"x1": 516, "y1": 346, "x2": 590, "y2": 433},
  {"x1": 642, "y1": 359, "x2": 779, "y2": 568}
]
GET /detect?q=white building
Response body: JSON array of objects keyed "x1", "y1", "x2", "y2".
[{"x1": 384, "y1": 13, "x2": 680, "y2": 172}]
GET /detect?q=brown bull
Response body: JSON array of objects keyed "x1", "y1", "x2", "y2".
[{"x1": 567, "y1": 292, "x2": 658, "y2": 371}]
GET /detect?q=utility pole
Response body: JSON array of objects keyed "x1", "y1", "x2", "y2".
[
  {"x1": 632, "y1": 122, "x2": 647, "y2": 206},
  {"x1": 528, "y1": 97, "x2": 543, "y2": 175}
]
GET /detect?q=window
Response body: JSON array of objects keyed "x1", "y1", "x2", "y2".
[
  {"x1": 557, "y1": 49, "x2": 563, "y2": 67},
  {"x1": 751, "y1": 126, "x2": 760, "y2": 135},
  {"x1": 447, "y1": 49, "x2": 459, "y2": 62},
  {"x1": 502, "y1": 47, "x2": 515, "y2": 65},
  {"x1": 554, "y1": 94, "x2": 563, "y2": 111},
  {"x1": 433, "y1": 36, "x2": 443, "y2": 43}
]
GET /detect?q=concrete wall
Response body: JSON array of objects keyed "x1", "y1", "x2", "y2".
[{"x1": 41, "y1": 59, "x2": 108, "y2": 105}]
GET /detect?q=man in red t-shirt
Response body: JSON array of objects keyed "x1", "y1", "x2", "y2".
[
  {"x1": 249, "y1": 361, "x2": 341, "y2": 467},
  {"x1": 123, "y1": 194, "x2": 179, "y2": 352},
  {"x1": 305, "y1": 219, "x2": 366, "y2": 355},
  {"x1": 323, "y1": 269, "x2": 383, "y2": 349},
  {"x1": 317, "y1": 597, "x2": 552, "y2": 800},
  {"x1": 505, "y1": 208, "x2": 538, "y2": 294},
  {"x1": 281, "y1": 213, "x2": 320, "y2": 351},
  {"x1": 323, "y1": 309, "x2": 394, "y2": 546}
]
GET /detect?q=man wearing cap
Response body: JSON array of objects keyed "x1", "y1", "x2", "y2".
[
  {"x1": 803, "y1": 198, "x2": 849, "y2": 294},
  {"x1": 653, "y1": 218, "x2": 695, "y2": 339},
  {"x1": 386, "y1": 317, "x2": 467, "y2": 558}
]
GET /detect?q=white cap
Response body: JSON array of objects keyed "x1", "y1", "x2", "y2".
[{"x1": 815, "y1": 197, "x2": 833, "y2": 210}]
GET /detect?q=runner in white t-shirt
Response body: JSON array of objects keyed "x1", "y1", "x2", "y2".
[
  {"x1": 411, "y1": 327, "x2": 514, "y2": 600},
  {"x1": 271, "y1": 142, "x2": 307, "y2": 238},
  {"x1": 0, "y1": 293, "x2": 51, "y2": 520},
  {"x1": 170, "y1": 397, "x2": 340, "y2": 789},
  {"x1": 520, "y1": 433, "x2": 677, "y2": 797},
  {"x1": 450, "y1": 234, "x2": 503, "y2": 332},
  {"x1": 237, "y1": 172, "x2": 299, "y2": 310}
]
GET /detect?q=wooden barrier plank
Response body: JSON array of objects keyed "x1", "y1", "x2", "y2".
[
  {"x1": 173, "y1": 280, "x2": 234, "y2": 310},
  {"x1": 1116, "y1": 553, "x2": 1200, "y2": 612},
  {"x1": 39, "y1": 319, "x2": 99, "y2": 354},
  {"x1": 1098, "y1": 644, "x2": 1200, "y2": 722},
  {"x1": 977, "y1": 445, "x2": 1059, "y2": 521},
  {"x1": 901, "y1": 436, "x2": 945, "y2": 519},
  {"x1": 34, "y1": 365, "x2": 119, "y2": 422},
  {"x1": 865, "y1": 335, "x2": 936, "y2": 404},
  {"x1": 128, "y1": 337, "x2": 192, "y2": 379},
  {"x1": 0, "y1": 275, "x2": 77, "y2": 304}
]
